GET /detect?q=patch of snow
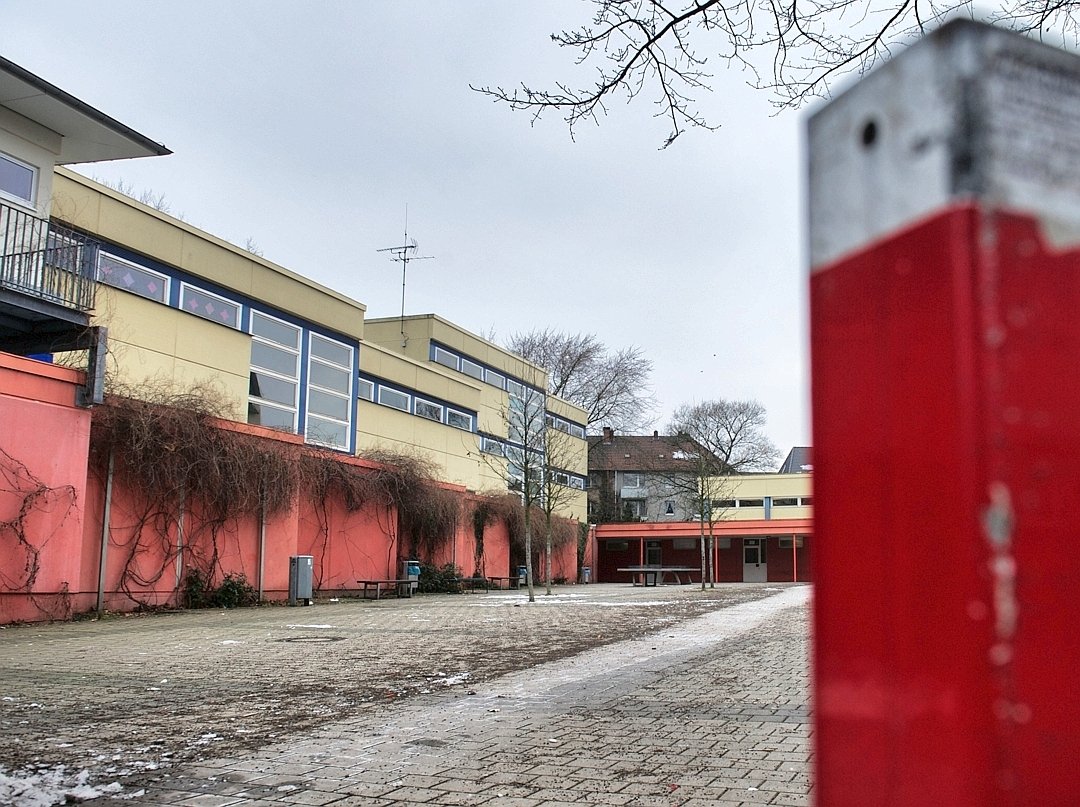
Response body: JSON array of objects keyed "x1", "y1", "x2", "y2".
[
  {"x1": 435, "y1": 673, "x2": 471, "y2": 686},
  {"x1": 219, "y1": 640, "x2": 244, "y2": 645},
  {"x1": 0, "y1": 765, "x2": 129, "y2": 807},
  {"x1": 286, "y1": 624, "x2": 336, "y2": 629}
]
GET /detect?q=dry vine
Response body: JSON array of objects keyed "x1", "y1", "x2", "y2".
[
  {"x1": 0, "y1": 448, "x2": 77, "y2": 599},
  {"x1": 89, "y1": 385, "x2": 461, "y2": 607}
]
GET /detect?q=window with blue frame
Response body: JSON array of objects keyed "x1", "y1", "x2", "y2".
[
  {"x1": 306, "y1": 333, "x2": 353, "y2": 451},
  {"x1": 98, "y1": 252, "x2": 170, "y2": 303},
  {"x1": 248, "y1": 311, "x2": 300, "y2": 433}
]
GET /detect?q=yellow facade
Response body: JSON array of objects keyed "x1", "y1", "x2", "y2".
[
  {"x1": 46, "y1": 170, "x2": 588, "y2": 522},
  {"x1": 705, "y1": 472, "x2": 813, "y2": 522}
]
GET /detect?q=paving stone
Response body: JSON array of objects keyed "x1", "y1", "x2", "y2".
[{"x1": 0, "y1": 584, "x2": 811, "y2": 806}]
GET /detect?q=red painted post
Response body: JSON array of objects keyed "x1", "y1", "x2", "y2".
[{"x1": 809, "y1": 20, "x2": 1080, "y2": 806}]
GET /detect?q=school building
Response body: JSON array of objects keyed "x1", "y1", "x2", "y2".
[{"x1": 0, "y1": 55, "x2": 587, "y2": 622}]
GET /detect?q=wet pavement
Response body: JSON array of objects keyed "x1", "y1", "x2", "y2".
[{"x1": 0, "y1": 583, "x2": 812, "y2": 806}]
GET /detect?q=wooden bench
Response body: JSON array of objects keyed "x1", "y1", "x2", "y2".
[
  {"x1": 486, "y1": 575, "x2": 523, "y2": 590},
  {"x1": 453, "y1": 576, "x2": 490, "y2": 593},
  {"x1": 358, "y1": 579, "x2": 413, "y2": 599}
]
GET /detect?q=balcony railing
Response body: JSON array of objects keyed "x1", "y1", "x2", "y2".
[{"x1": 1, "y1": 201, "x2": 98, "y2": 312}]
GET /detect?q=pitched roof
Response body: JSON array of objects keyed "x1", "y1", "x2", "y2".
[
  {"x1": 778, "y1": 446, "x2": 813, "y2": 474},
  {"x1": 587, "y1": 432, "x2": 720, "y2": 473}
]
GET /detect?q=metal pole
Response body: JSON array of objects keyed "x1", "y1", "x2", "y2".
[
  {"x1": 96, "y1": 448, "x2": 115, "y2": 616},
  {"x1": 257, "y1": 498, "x2": 266, "y2": 601},
  {"x1": 174, "y1": 490, "x2": 185, "y2": 602}
]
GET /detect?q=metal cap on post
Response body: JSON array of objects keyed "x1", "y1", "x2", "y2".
[
  {"x1": 809, "y1": 19, "x2": 1080, "y2": 806},
  {"x1": 809, "y1": 18, "x2": 1080, "y2": 270}
]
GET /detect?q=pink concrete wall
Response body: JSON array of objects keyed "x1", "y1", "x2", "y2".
[
  {"x1": 0, "y1": 358, "x2": 91, "y2": 623},
  {"x1": 2, "y1": 354, "x2": 575, "y2": 622}
]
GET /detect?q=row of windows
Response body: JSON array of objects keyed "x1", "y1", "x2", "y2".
[
  {"x1": 711, "y1": 496, "x2": 813, "y2": 508},
  {"x1": 479, "y1": 436, "x2": 585, "y2": 490},
  {"x1": 604, "y1": 536, "x2": 804, "y2": 552},
  {"x1": 95, "y1": 248, "x2": 356, "y2": 451},
  {"x1": 430, "y1": 343, "x2": 588, "y2": 440},
  {"x1": 545, "y1": 414, "x2": 586, "y2": 440},
  {"x1": 358, "y1": 377, "x2": 476, "y2": 432}
]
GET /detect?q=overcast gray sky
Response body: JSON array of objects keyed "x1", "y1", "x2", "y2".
[{"x1": 2, "y1": 1, "x2": 808, "y2": 454}]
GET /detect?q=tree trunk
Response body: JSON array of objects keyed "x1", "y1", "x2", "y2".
[
  {"x1": 524, "y1": 509, "x2": 535, "y2": 603},
  {"x1": 545, "y1": 522, "x2": 553, "y2": 596},
  {"x1": 699, "y1": 511, "x2": 706, "y2": 592}
]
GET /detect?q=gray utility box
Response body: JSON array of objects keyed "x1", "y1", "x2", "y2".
[{"x1": 288, "y1": 555, "x2": 314, "y2": 606}]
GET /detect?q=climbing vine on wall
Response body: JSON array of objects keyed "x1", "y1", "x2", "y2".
[
  {"x1": 0, "y1": 447, "x2": 77, "y2": 594},
  {"x1": 0, "y1": 447, "x2": 78, "y2": 620},
  {"x1": 88, "y1": 385, "x2": 460, "y2": 607}
]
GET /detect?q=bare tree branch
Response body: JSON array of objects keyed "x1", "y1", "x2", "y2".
[
  {"x1": 506, "y1": 328, "x2": 656, "y2": 432},
  {"x1": 473, "y1": 0, "x2": 1080, "y2": 146}
]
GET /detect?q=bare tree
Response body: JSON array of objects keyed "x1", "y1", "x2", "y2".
[
  {"x1": 537, "y1": 419, "x2": 583, "y2": 595},
  {"x1": 668, "y1": 399, "x2": 781, "y2": 588},
  {"x1": 669, "y1": 399, "x2": 781, "y2": 473},
  {"x1": 479, "y1": 378, "x2": 549, "y2": 603},
  {"x1": 473, "y1": 1, "x2": 1080, "y2": 147},
  {"x1": 506, "y1": 328, "x2": 655, "y2": 432}
]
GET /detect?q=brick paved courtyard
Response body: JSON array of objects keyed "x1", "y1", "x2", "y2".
[{"x1": 0, "y1": 584, "x2": 811, "y2": 806}]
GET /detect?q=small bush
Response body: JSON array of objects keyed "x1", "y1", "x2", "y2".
[
  {"x1": 417, "y1": 562, "x2": 463, "y2": 594},
  {"x1": 184, "y1": 569, "x2": 258, "y2": 609}
]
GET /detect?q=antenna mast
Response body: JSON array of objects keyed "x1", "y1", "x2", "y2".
[{"x1": 377, "y1": 206, "x2": 434, "y2": 347}]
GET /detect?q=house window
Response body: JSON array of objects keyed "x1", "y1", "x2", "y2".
[
  {"x1": 357, "y1": 378, "x2": 375, "y2": 401},
  {"x1": 0, "y1": 151, "x2": 35, "y2": 206},
  {"x1": 484, "y1": 369, "x2": 505, "y2": 389},
  {"x1": 569, "y1": 477, "x2": 584, "y2": 490},
  {"x1": 461, "y1": 358, "x2": 484, "y2": 380},
  {"x1": 415, "y1": 398, "x2": 443, "y2": 423},
  {"x1": 97, "y1": 252, "x2": 169, "y2": 303},
  {"x1": 606, "y1": 541, "x2": 630, "y2": 552},
  {"x1": 717, "y1": 537, "x2": 732, "y2": 549},
  {"x1": 800, "y1": 496, "x2": 814, "y2": 506},
  {"x1": 622, "y1": 473, "x2": 645, "y2": 489},
  {"x1": 506, "y1": 379, "x2": 525, "y2": 398},
  {"x1": 248, "y1": 311, "x2": 301, "y2": 433},
  {"x1": 624, "y1": 499, "x2": 646, "y2": 518},
  {"x1": 481, "y1": 437, "x2": 504, "y2": 456},
  {"x1": 664, "y1": 500, "x2": 675, "y2": 516},
  {"x1": 447, "y1": 408, "x2": 473, "y2": 431},
  {"x1": 378, "y1": 386, "x2": 410, "y2": 412},
  {"x1": 673, "y1": 538, "x2": 697, "y2": 551},
  {"x1": 306, "y1": 333, "x2": 353, "y2": 451},
  {"x1": 712, "y1": 499, "x2": 736, "y2": 509},
  {"x1": 738, "y1": 498, "x2": 765, "y2": 508},
  {"x1": 773, "y1": 497, "x2": 799, "y2": 507},
  {"x1": 779, "y1": 537, "x2": 806, "y2": 549},
  {"x1": 433, "y1": 346, "x2": 458, "y2": 370},
  {"x1": 570, "y1": 424, "x2": 586, "y2": 439},
  {"x1": 181, "y1": 283, "x2": 240, "y2": 328}
]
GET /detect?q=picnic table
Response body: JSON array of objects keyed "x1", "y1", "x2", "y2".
[
  {"x1": 617, "y1": 566, "x2": 698, "y2": 586},
  {"x1": 358, "y1": 579, "x2": 413, "y2": 599}
]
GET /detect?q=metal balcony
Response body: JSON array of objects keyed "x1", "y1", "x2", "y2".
[{"x1": 0, "y1": 201, "x2": 99, "y2": 354}]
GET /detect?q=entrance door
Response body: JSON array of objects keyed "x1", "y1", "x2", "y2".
[
  {"x1": 645, "y1": 540, "x2": 662, "y2": 566},
  {"x1": 743, "y1": 538, "x2": 767, "y2": 582}
]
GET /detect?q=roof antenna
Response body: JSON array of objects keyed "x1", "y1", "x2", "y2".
[{"x1": 377, "y1": 205, "x2": 434, "y2": 347}]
